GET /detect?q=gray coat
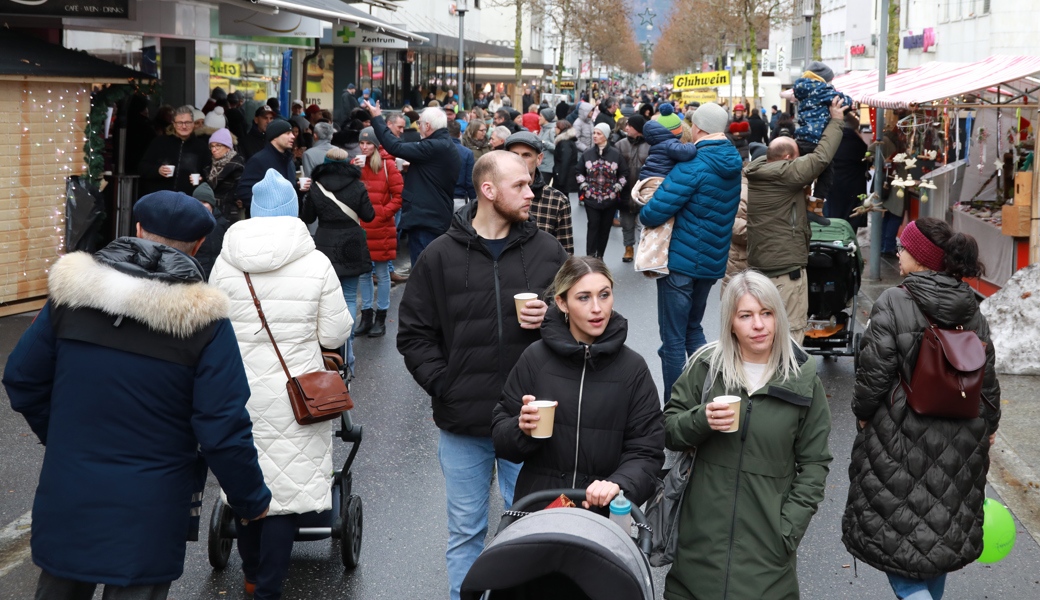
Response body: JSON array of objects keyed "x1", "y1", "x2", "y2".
[
  {"x1": 538, "y1": 123, "x2": 556, "y2": 173},
  {"x1": 302, "y1": 140, "x2": 334, "y2": 177},
  {"x1": 842, "y1": 271, "x2": 1000, "y2": 579},
  {"x1": 573, "y1": 102, "x2": 594, "y2": 153}
]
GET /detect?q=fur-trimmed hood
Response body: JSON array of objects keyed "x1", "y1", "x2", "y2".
[
  {"x1": 554, "y1": 126, "x2": 578, "y2": 142},
  {"x1": 48, "y1": 240, "x2": 229, "y2": 338}
]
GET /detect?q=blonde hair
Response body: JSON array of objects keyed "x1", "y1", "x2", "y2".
[
  {"x1": 694, "y1": 270, "x2": 800, "y2": 394},
  {"x1": 325, "y1": 147, "x2": 348, "y2": 161},
  {"x1": 550, "y1": 256, "x2": 615, "y2": 303},
  {"x1": 367, "y1": 148, "x2": 382, "y2": 173}
]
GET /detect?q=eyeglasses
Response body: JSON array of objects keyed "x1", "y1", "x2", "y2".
[
  {"x1": 174, "y1": 120, "x2": 194, "y2": 126},
  {"x1": 896, "y1": 242, "x2": 904, "y2": 254}
]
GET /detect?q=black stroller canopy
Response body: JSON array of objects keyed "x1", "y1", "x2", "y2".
[{"x1": 460, "y1": 508, "x2": 654, "y2": 600}]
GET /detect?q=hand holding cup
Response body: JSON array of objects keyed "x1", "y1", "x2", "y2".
[
  {"x1": 160, "y1": 165, "x2": 174, "y2": 178},
  {"x1": 515, "y1": 294, "x2": 547, "y2": 329},
  {"x1": 519, "y1": 395, "x2": 540, "y2": 434},
  {"x1": 705, "y1": 400, "x2": 737, "y2": 432}
]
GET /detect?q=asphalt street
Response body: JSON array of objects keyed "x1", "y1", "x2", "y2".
[{"x1": 1, "y1": 195, "x2": 1039, "y2": 599}]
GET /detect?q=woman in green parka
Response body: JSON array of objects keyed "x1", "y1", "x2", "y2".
[{"x1": 663, "y1": 270, "x2": 833, "y2": 600}]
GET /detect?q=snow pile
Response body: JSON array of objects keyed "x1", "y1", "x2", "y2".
[{"x1": 980, "y1": 263, "x2": 1040, "y2": 375}]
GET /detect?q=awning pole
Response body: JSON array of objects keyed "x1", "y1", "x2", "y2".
[{"x1": 870, "y1": 0, "x2": 889, "y2": 281}]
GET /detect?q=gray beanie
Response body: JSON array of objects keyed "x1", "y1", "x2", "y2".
[
  {"x1": 806, "y1": 60, "x2": 835, "y2": 83},
  {"x1": 539, "y1": 108, "x2": 556, "y2": 122},
  {"x1": 594, "y1": 122, "x2": 612, "y2": 140},
  {"x1": 690, "y1": 102, "x2": 728, "y2": 135},
  {"x1": 359, "y1": 127, "x2": 378, "y2": 145}
]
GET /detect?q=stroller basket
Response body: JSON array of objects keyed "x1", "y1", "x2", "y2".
[{"x1": 461, "y1": 489, "x2": 654, "y2": 600}]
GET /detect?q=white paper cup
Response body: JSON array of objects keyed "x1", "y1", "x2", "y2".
[
  {"x1": 299, "y1": 176, "x2": 311, "y2": 189},
  {"x1": 163, "y1": 165, "x2": 175, "y2": 178},
  {"x1": 190, "y1": 173, "x2": 201, "y2": 186},
  {"x1": 713, "y1": 395, "x2": 743, "y2": 433},
  {"x1": 529, "y1": 400, "x2": 557, "y2": 439},
  {"x1": 352, "y1": 155, "x2": 366, "y2": 167},
  {"x1": 514, "y1": 293, "x2": 538, "y2": 324}
]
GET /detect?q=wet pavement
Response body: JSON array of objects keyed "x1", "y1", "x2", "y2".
[{"x1": 1, "y1": 196, "x2": 1038, "y2": 599}]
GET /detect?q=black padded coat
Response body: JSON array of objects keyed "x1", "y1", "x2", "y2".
[
  {"x1": 842, "y1": 271, "x2": 1001, "y2": 579},
  {"x1": 491, "y1": 307, "x2": 664, "y2": 505},
  {"x1": 396, "y1": 203, "x2": 569, "y2": 437},
  {"x1": 302, "y1": 161, "x2": 375, "y2": 278}
]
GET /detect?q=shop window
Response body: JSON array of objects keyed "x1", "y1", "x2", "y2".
[{"x1": 210, "y1": 43, "x2": 283, "y2": 103}]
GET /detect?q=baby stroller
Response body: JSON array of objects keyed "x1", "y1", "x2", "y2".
[
  {"x1": 460, "y1": 489, "x2": 654, "y2": 600},
  {"x1": 802, "y1": 218, "x2": 864, "y2": 359},
  {"x1": 206, "y1": 354, "x2": 364, "y2": 570}
]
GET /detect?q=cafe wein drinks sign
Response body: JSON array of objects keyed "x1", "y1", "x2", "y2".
[{"x1": 0, "y1": 0, "x2": 129, "y2": 18}]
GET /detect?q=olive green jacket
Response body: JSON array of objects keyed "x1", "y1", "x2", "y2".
[
  {"x1": 745, "y1": 117, "x2": 843, "y2": 278},
  {"x1": 663, "y1": 343, "x2": 833, "y2": 600}
]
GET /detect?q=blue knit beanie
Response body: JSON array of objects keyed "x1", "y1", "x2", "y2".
[{"x1": 250, "y1": 169, "x2": 299, "y2": 218}]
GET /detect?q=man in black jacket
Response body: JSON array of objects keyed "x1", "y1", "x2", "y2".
[
  {"x1": 366, "y1": 102, "x2": 461, "y2": 266},
  {"x1": 239, "y1": 105, "x2": 274, "y2": 161},
  {"x1": 236, "y1": 120, "x2": 310, "y2": 214},
  {"x1": 138, "y1": 105, "x2": 210, "y2": 196},
  {"x1": 397, "y1": 152, "x2": 568, "y2": 600}
]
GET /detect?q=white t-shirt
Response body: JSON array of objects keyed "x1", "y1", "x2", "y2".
[{"x1": 743, "y1": 361, "x2": 770, "y2": 393}]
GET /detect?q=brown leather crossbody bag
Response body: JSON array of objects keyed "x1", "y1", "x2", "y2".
[
  {"x1": 245, "y1": 273, "x2": 353, "y2": 425},
  {"x1": 898, "y1": 286, "x2": 988, "y2": 419}
]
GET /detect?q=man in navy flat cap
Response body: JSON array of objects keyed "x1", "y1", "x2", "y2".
[{"x1": 3, "y1": 191, "x2": 271, "y2": 600}]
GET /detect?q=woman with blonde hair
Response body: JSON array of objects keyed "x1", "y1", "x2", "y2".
[
  {"x1": 663, "y1": 269, "x2": 832, "y2": 600},
  {"x1": 492, "y1": 256, "x2": 664, "y2": 509}
]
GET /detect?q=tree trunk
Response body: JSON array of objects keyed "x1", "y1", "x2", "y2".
[
  {"x1": 887, "y1": 1, "x2": 900, "y2": 75},
  {"x1": 750, "y1": 21, "x2": 760, "y2": 110},
  {"x1": 514, "y1": 0, "x2": 524, "y2": 101},
  {"x1": 558, "y1": 26, "x2": 566, "y2": 94},
  {"x1": 740, "y1": 31, "x2": 748, "y2": 101},
  {"x1": 812, "y1": 0, "x2": 822, "y2": 61}
]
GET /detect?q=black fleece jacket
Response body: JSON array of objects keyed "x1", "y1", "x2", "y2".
[
  {"x1": 397, "y1": 203, "x2": 568, "y2": 437},
  {"x1": 491, "y1": 307, "x2": 664, "y2": 505}
]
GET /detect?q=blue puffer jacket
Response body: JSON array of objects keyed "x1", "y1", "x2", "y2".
[
  {"x1": 793, "y1": 76, "x2": 853, "y2": 145},
  {"x1": 639, "y1": 139, "x2": 743, "y2": 279},
  {"x1": 640, "y1": 120, "x2": 698, "y2": 180}
]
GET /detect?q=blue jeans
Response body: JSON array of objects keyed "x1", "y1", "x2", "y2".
[
  {"x1": 881, "y1": 209, "x2": 903, "y2": 253},
  {"x1": 235, "y1": 513, "x2": 299, "y2": 600},
  {"x1": 340, "y1": 276, "x2": 359, "y2": 369},
  {"x1": 360, "y1": 261, "x2": 391, "y2": 310},
  {"x1": 407, "y1": 228, "x2": 440, "y2": 269},
  {"x1": 887, "y1": 572, "x2": 947, "y2": 600},
  {"x1": 657, "y1": 272, "x2": 715, "y2": 400},
  {"x1": 438, "y1": 430, "x2": 522, "y2": 600}
]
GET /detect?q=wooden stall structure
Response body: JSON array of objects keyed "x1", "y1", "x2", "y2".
[{"x1": 0, "y1": 32, "x2": 151, "y2": 317}]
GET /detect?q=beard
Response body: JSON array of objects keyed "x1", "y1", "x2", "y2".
[{"x1": 492, "y1": 199, "x2": 528, "y2": 224}]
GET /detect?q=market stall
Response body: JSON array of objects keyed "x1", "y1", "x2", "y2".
[
  {"x1": 835, "y1": 55, "x2": 1040, "y2": 295},
  {"x1": 0, "y1": 32, "x2": 152, "y2": 317}
]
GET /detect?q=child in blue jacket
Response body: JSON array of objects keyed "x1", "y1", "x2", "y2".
[
  {"x1": 783, "y1": 60, "x2": 854, "y2": 199},
  {"x1": 640, "y1": 104, "x2": 698, "y2": 179}
]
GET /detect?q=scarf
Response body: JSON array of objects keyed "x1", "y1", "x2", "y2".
[{"x1": 207, "y1": 148, "x2": 238, "y2": 187}]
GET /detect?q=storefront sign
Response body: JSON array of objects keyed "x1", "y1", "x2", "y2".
[
  {"x1": 0, "y1": 0, "x2": 128, "y2": 18},
  {"x1": 305, "y1": 49, "x2": 334, "y2": 112},
  {"x1": 210, "y1": 61, "x2": 241, "y2": 79},
  {"x1": 673, "y1": 70, "x2": 730, "y2": 90},
  {"x1": 331, "y1": 26, "x2": 407, "y2": 49},
  {"x1": 557, "y1": 80, "x2": 575, "y2": 90},
  {"x1": 681, "y1": 90, "x2": 717, "y2": 104},
  {"x1": 850, "y1": 44, "x2": 867, "y2": 56},
  {"x1": 903, "y1": 28, "x2": 936, "y2": 52},
  {"x1": 219, "y1": 5, "x2": 323, "y2": 38},
  {"x1": 776, "y1": 46, "x2": 785, "y2": 73}
]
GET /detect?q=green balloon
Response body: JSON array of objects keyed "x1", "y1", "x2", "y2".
[{"x1": 978, "y1": 498, "x2": 1016, "y2": 563}]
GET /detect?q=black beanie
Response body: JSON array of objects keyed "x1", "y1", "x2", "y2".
[
  {"x1": 627, "y1": 115, "x2": 646, "y2": 134},
  {"x1": 266, "y1": 119, "x2": 292, "y2": 142}
]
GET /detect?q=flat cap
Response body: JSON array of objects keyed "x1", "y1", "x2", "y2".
[
  {"x1": 134, "y1": 191, "x2": 215, "y2": 242},
  {"x1": 504, "y1": 131, "x2": 542, "y2": 153}
]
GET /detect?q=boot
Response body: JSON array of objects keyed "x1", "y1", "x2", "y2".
[
  {"x1": 354, "y1": 309, "x2": 374, "y2": 336},
  {"x1": 368, "y1": 309, "x2": 387, "y2": 337},
  {"x1": 390, "y1": 271, "x2": 409, "y2": 284},
  {"x1": 623, "y1": 246, "x2": 634, "y2": 263}
]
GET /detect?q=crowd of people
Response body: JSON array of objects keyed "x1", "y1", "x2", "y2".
[{"x1": 2, "y1": 70, "x2": 1001, "y2": 600}]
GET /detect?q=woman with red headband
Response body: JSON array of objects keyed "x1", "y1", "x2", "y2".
[{"x1": 842, "y1": 217, "x2": 1000, "y2": 600}]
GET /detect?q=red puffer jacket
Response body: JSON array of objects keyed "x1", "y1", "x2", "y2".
[{"x1": 359, "y1": 149, "x2": 404, "y2": 261}]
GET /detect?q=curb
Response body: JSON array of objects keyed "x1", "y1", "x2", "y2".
[
  {"x1": 0, "y1": 511, "x2": 32, "y2": 579},
  {"x1": 987, "y1": 432, "x2": 1040, "y2": 545}
]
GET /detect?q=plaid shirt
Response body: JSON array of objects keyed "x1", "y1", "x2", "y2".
[{"x1": 531, "y1": 182, "x2": 574, "y2": 255}]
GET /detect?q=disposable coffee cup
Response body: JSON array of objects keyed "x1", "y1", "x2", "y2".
[
  {"x1": 299, "y1": 176, "x2": 311, "y2": 189},
  {"x1": 529, "y1": 400, "x2": 557, "y2": 439},
  {"x1": 163, "y1": 165, "x2": 175, "y2": 178},
  {"x1": 713, "y1": 395, "x2": 743, "y2": 433},
  {"x1": 352, "y1": 155, "x2": 366, "y2": 167},
  {"x1": 190, "y1": 173, "x2": 201, "y2": 186},
  {"x1": 514, "y1": 293, "x2": 538, "y2": 324}
]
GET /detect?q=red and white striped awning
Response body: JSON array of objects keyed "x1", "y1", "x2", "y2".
[{"x1": 832, "y1": 56, "x2": 1040, "y2": 109}]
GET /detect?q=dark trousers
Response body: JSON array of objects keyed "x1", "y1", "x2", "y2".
[
  {"x1": 796, "y1": 139, "x2": 834, "y2": 199},
  {"x1": 35, "y1": 570, "x2": 170, "y2": 600},
  {"x1": 585, "y1": 205, "x2": 616, "y2": 258},
  {"x1": 406, "y1": 228, "x2": 441, "y2": 269},
  {"x1": 881, "y1": 209, "x2": 904, "y2": 253},
  {"x1": 236, "y1": 513, "x2": 299, "y2": 600}
]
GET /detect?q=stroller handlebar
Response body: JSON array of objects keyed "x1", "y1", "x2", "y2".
[{"x1": 500, "y1": 489, "x2": 652, "y2": 556}]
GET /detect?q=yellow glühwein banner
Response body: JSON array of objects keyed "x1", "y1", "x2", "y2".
[{"x1": 673, "y1": 71, "x2": 729, "y2": 90}]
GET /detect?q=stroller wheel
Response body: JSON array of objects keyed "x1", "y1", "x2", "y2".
[
  {"x1": 208, "y1": 497, "x2": 235, "y2": 570},
  {"x1": 340, "y1": 494, "x2": 363, "y2": 569}
]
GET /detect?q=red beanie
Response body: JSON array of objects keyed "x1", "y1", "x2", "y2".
[{"x1": 900, "y1": 221, "x2": 945, "y2": 271}]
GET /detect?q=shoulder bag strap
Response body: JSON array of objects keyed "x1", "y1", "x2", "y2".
[
  {"x1": 315, "y1": 181, "x2": 360, "y2": 224},
  {"x1": 244, "y1": 272, "x2": 293, "y2": 380}
]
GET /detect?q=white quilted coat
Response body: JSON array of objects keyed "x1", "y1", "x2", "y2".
[{"x1": 211, "y1": 216, "x2": 353, "y2": 515}]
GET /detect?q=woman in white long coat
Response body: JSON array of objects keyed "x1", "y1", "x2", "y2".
[{"x1": 211, "y1": 169, "x2": 353, "y2": 600}]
